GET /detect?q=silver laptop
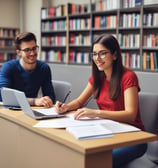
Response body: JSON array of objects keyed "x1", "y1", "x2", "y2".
[
  {"x1": 1, "y1": 87, "x2": 21, "y2": 109},
  {"x1": 1, "y1": 87, "x2": 65, "y2": 120}
]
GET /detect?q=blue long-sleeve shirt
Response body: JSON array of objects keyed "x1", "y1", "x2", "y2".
[{"x1": 0, "y1": 59, "x2": 56, "y2": 102}]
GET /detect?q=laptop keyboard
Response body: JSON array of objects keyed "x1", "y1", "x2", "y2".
[{"x1": 32, "y1": 110, "x2": 46, "y2": 117}]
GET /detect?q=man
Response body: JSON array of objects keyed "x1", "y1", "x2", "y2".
[{"x1": 0, "y1": 32, "x2": 55, "y2": 107}]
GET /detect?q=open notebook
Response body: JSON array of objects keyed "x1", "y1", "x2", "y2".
[{"x1": 1, "y1": 87, "x2": 65, "y2": 120}]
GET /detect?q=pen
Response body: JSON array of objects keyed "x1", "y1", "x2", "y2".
[{"x1": 59, "y1": 90, "x2": 71, "y2": 107}]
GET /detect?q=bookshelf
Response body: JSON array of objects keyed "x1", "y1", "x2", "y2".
[
  {"x1": 0, "y1": 27, "x2": 19, "y2": 70},
  {"x1": 40, "y1": 0, "x2": 158, "y2": 72},
  {"x1": 142, "y1": 5, "x2": 158, "y2": 71}
]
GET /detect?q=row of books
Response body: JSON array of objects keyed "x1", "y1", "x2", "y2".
[
  {"x1": 70, "y1": 34, "x2": 90, "y2": 45},
  {"x1": 119, "y1": 34, "x2": 140, "y2": 48},
  {"x1": 69, "y1": 18, "x2": 91, "y2": 30},
  {"x1": 95, "y1": 0, "x2": 120, "y2": 11},
  {"x1": 41, "y1": 3, "x2": 91, "y2": 19},
  {"x1": 41, "y1": 20, "x2": 66, "y2": 32},
  {"x1": 0, "y1": 53, "x2": 16, "y2": 62},
  {"x1": 0, "y1": 39, "x2": 15, "y2": 47},
  {"x1": 41, "y1": 0, "x2": 158, "y2": 20},
  {"x1": 94, "y1": 15, "x2": 117, "y2": 29},
  {"x1": 0, "y1": 28, "x2": 18, "y2": 38},
  {"x1": 143, "y1": 51, "x2": 158, "y2": 70},
  {"x1": 41, "y1": 50, "x2": 66, "y2": 63},
  {"x1": 122, "y1": 0, "x2": 142, "y2": 8},
  {"x1": 40, "y1": 50, "x2": 158, "y2": 70},
  {"x1": 68, "y1": 3, "x2": 91, "y2": 15},
  {"x1": 69, "y1": 50, "x2": 91, "y2": 64},
  {"x1": 122, "y1": 52, "x2": 140, "y2": 69},
  {"x1": 119, "y1": 13, "x2": 140, "y2": 28},
  {"x1": 143, "y1": 34, "x2": 158, "y2": 47},
  {"x1": 41, "y1": 5, "x2": 67, "y2": 18},
  {"x1": 143, "y1": 13, "x2": 158, "y2": 27},
  {"x1": 144, "y1": 0, "x2": 158, "y2": 5},
  {"x1": 41, "y1": 36, "x2": 66, "y2": 46},
  {"x1": 41, "y1": 1, "x2": 118, "y2": 19},
  {"x1": 41, "y1": 15, "x2": 158, "y2": 32}
]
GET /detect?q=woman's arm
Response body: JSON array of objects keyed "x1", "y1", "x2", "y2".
[
  {"x1": 74, "y1": 86, "x2": 138, "y2": 124},
  {"x1": 55, "y1": 82, "x2": 93, "y2": 113}
]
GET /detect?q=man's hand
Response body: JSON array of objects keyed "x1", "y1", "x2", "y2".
[{"x1": 34, "y1": 96, "x2": 53, "y2": 108}]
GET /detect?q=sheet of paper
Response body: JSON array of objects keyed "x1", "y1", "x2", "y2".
[
  {"x1": 66, "y1": 125, "x2": 113, "y2": 140},
  {"x1": 33, "y1": 107, "x2": 58, "y2": 115},
  {"x1": 101, "y1": 122, "x2": 140, "y2": 133},
  {"x1": 34, "y1": 115, "x2": 118, "y2": 128}
]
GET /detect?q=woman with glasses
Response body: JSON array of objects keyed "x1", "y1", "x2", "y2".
[
  {"x1": 0, "y1": 32, "x2": 55, "y2": 107},
  {"x1": 55, "y1": 34, "x2": 147, "y2": 167}
]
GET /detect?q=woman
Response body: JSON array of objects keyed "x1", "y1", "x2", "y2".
[{"x1": 55, "y1": 34, "x2": 147, "y2": 167}]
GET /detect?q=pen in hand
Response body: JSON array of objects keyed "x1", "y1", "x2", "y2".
[{"x1": 59, "y1": 90, "x2": 71, "y2": 107}]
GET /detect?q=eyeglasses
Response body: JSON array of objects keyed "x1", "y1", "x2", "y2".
[
  {"x1": 20, "y1": 45, "x2": 39, "y2": 55},
  {"x1": 91, "y1": 50, "x2": 110, "y2": 59}
]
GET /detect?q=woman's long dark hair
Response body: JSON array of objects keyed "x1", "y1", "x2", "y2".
[{"x1": 92, "y1": 34, "x2": 124, "y2": 101}]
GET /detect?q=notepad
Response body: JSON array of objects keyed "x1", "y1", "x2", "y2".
[{"x1": 66, "y1": 125, "x2": 113, "y2": 140}]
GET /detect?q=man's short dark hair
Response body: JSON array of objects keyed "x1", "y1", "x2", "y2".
[{"x1": 15, "y1": 32, "x2": 37, "y2": 50}]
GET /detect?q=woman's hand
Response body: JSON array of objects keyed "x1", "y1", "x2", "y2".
[
  {"x1": 34, "y1": 96, "x2": 53, "y2": 108},
  {"x1": 55, "y1": 101, "x2": 69, "y2": 114},
  {"x1": 74, "y1": 108, "x2": 99, "y2": 120}
]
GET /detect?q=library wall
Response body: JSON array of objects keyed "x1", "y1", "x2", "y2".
[
  {"x1": 0, "y1": 0, "x2": 20, "y2": 28},
  {"x1": 22, "y1": 0, "x2": 42, "y2": 46}
]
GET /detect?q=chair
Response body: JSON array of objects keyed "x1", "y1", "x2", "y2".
[
  {"x1": 124, "y1": 92, "x2": 158, "y2": 168},
  {"x1": 52, "y1": 80, "x2": 72, "y2": 103}
]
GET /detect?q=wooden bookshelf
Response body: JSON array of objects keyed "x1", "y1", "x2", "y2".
[
  {"x1": 40, "y1": 0, "x2": 158, "y2": 72},
  {"x1": 0, "y1": 27, "x2": 19, "y2": 70}
]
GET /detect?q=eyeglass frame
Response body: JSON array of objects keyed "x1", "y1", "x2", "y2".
[
  {"x1": 91, "y1": 50, "x2": 110, "y2": 59},
  {"x1": 20, "y1": 45, "x2": 39, "y2": 55}
]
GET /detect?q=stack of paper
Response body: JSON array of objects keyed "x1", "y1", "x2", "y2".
[{"x1": 66, "y1": 125, "x2": 113, "y2": 140}]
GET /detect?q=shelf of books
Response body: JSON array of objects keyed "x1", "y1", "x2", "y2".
[
  {"x1": 41, "y1": 7, "x2": 67, "y2": 63},
  {"x1": 0, "y1": 27, "x2": 19, "y2": 71},
  {"x1": 142, "y1": 4, "x2": 158, "y2": 71},
  {"x1": 40, "y1": 0, "x2": 158, "y2": 72}
]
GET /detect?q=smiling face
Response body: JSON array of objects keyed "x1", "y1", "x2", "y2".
[
  {"x1": 16, "y1": 40, "x2": 38, "y2": 70},
  {"x1": 92, "y1": 43, "x2": 117, "y2": 72}
]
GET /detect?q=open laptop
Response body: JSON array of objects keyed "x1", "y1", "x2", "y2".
[
  {"x1": 1, "y1": 87, "x2": 65, "y2": 120},
  {"x1": 1, "y1": 87, "x2": 21, "y2": 109}
]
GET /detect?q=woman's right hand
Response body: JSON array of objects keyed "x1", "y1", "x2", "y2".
[{"x1": 55, "y1": 101, "x2": 69, "y2": 114}]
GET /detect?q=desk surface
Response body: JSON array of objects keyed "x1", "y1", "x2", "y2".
[{"x1": 0, "y1": 108, "x2": 157, "y2": 155}]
